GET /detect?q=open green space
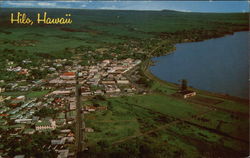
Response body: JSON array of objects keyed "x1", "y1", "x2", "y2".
[
  {"x1": 83, "y1": 89, "x2": 248, "y2": 157},
  {"x1": 1, "y1": 90, "x2": 49, "y2": 98}
]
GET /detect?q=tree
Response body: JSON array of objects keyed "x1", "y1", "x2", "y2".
[
  {"x1": 34, "y1": 107, "x2": 58, "y2": 118},
  {"x1": 97, "y1": 140, "x2": 109, "y2": 149}
]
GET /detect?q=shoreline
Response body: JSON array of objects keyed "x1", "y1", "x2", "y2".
[
  {"x1": 142, "y1": 60, "x2": 248, "y2": 103},
  {"x1": 152, "y1": 30, "x2": 249, "y2": 58},
  {"x1": 141, "y1": 31, "x2": 249, "y2": 103}
]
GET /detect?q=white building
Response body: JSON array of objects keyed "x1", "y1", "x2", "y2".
[{"x1": 35, "y1": 119, "x2": 56, "y2": 131}]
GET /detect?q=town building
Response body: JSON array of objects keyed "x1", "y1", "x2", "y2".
[{"x1": 35, "y1": 119, "x2": 56, "y2": 131}]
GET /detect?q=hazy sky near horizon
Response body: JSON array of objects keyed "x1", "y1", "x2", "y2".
[{"x1": 0, "y1": 1, "x2": 249, "y2": 13}]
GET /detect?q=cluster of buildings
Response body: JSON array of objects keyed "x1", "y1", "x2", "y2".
[
  {"x1": 49, "y1": 58, "x2": 141, "y2": 97},
  {"x1": 6, "y1": 60, "x2": 32, "y2": 76},
  {"x1": 0, "y1": 92, "x2": 77, "y2": 157},
  {"x1": 0, "y1": 57, "x2": 142, "y2": 157}
]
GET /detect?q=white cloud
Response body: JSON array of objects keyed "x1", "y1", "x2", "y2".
[
  {"x1": 100, "y1": 5, "x2": 118, "y2": 10},
  {"x1": 81, "y1": 4, "x2": 86, "y2": 8},
  {"x1": 177, "y1": 9, "x2": 191, "y2": 12},
  {"x1": 5, "y1": 2, "x2": 34, "y2": 7},
  {"x1": 37, "y1": 2, "x2": 56, "y2": 7}
]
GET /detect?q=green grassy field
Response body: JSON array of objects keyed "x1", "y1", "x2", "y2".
[
  {"x1": 84, "y1": 91, "x2": 248, "y2": 157},
  {"x1": 1, "y1": 90, "x2": 49, "y2": 99}
]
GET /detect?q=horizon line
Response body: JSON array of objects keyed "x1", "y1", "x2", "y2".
[{"x1": 1, "y1": 7, "x2": 249, "y2": 14}]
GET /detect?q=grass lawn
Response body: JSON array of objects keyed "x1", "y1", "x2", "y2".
[
  {"x1": 1, "y1": 90, "x2": 49, "y2": 98},
  {"x1": 26, "y1": 90, "x2": 50, "y2": 98},
  {"x1": 116, "y1": 94, "x2": 210, "y2": 118}
]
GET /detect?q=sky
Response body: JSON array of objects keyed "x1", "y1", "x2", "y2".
[{"x1": 0, "y1": 1, "x2": 249, "y2": 13}]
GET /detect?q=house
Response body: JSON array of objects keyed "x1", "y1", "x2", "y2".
[
  {"x1": 94, "y1": 90, "x2": 104, "y2": 95},
  {"x1": 178, "y1": 90, "x2": 196, "y2": 99},
  {"x1": 81, "y1": 91, "x2": 92, "y2": 96},
  {"x1": 69, "y1": 102, "x2": 76, "y2": 110},
  {"x1": 105, "y1": 87, "x2": 121, "y2": 93},
  {"x1": 18, "y1": 69, "x2": 29, "y2": 75},
  {"x1": 0, "y1": 96, "x2": 4, "y2": 103},
  {"x1": 84, "y1": 106, "x2": 96, "y2": 112},
  {"x1": 7, "y1": 61, "x2": 14, "y2": 65},
  {"x1": 89, "y1": 68, "x2": 99, "y2": 73},
  {"x1": 68, "y1": 152, "x2": 75, "y2": 157},
  {"x1": 60, "y1": 72, "x2": 75, "y2": 80},
  {"x1": 66, "y1": 97, "x2": 75, "y2": 102},
  {"x1": 14, "y1": 155, "x2": 25, "y2": 158},
  {"x1": 35, "y1": 119, "x2": 56, "y2": 131},
  {"x1": 66, "y1": 80, "x2": 76, "y2": 84},
  {"x1": 102, "y1": 59, "x2": 110, "y2": 64},
  {"x1": 65, "y1": 136, "x2": 74, "y2": 143},
  {"x1": 60, "y1": 129, "x2": 71, "y2": 133},
  {"x1": 49, "y1": 78, "x2": 63, "y2": 84},
  {"x1": 23, "y1": 128, "x2": 35, "y2": 135},
  {"x1": 124, "y1": 88, "x2": 133, "y2": 93},
  {"x1": 10, "y1": 97, "x2": 25, "y2": 106},
  {"x1": 18, "y1": 86, "x2": 29, "y2": 92},
  {"x1": 117, "y1": 80, "x2": 130, "y2": 84},
  {"x1": 183, "y1": 91, "x2": 196, "y2": 99},
  {"x1": 10, "y1": 96, "x2": 25, "y2": 106},
  {"x1": 85, "y1": 127, "x2": 94, "y2": 133},
  {"x1": 51, "y1": 139, "x2": 65, "y2": 145},
  {"x1": 15, "y1": 119, "x2": 32, "y2": 124},
  {"x1": 96, "y1": 106, "x2": 108, "y2": 111},
  {"x1": 57, "y1": 149, "x2": 69, "y2": 158},
  {"x1": 0, "y1": 88, "x2": 5, "y2": 93},
  {"x1": 49, "y1": 67, "x2": 56, "y2": 71},
  {"x1": 134, "y1": 59, "x2": 141, "y2": 65},
  {"x1": 81, "y1": 86, "x2": 90, "y2": 92},
  {"x1": 51, "y1": 90, "x2": 72, "y2": 96},
  {"x1": 67, "y1": 132, "x2": 74, "y2": 137},
  {"x1": 101, "y1": 80, "x2": 116, "y2": 85},
  {"x1": 84, "y1": 106, "x2": 107, "y2": 112},
  {"x1": 14, "y1": 96, "x2": 26, "y2": 102}
]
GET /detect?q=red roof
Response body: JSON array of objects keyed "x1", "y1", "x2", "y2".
[
  {"x1": 0, "y1": 114, "x2": 9, "y2": 116},
  {"x1": 85, "y1": 106, "x2": 96, "y2": 110},
  {"x1": 55, "y1": 98, "x2": 62, "y2": 103},
  {"x1": 61, "y1": 72, "x2": 75, "y2": 76},
  {"x1": 18, "y1": 70, "x2": 28, "y2": 75}
]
